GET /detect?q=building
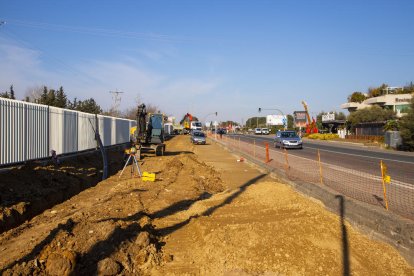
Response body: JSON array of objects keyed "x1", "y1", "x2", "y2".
[{"x1": 341, "y1": 92, "x2": 412, "y2": 117}]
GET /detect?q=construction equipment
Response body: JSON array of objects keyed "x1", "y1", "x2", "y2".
[
  {"x1": 180, "y1": 113, "x2": 193, "y2": 134},
  {"x1": 301, "y1": 101, "x2": 318, "y2": 134},
  {"x1": 180, "y1": 113, "x2": 201, "y2": 134},
  {"x1": 130, "y1": 104, "x2": 166, "y2": 158}
]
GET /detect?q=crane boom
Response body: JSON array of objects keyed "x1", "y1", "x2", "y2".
[{"x1": 301, "y1": 101, "x2": 311, "y2": 124}]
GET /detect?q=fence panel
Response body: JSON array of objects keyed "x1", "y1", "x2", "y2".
[
  {"x1": 78, "y1": 112, "x2": 97, "y2": 151},
  {"x1": 0, "y1": 99, "x2": 50, "y2": 165},
  {"x1": 49, "y1": 107, "x2": 78, "y2": 155},
  {"x1": 1, "y1": 99, "x2": 135, "y2": 166}
]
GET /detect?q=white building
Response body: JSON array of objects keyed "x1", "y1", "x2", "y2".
[{"x1": 341, "y1": 93, "x2": 412, "y2": 118}]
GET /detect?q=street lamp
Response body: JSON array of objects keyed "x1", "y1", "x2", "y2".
[{"x1": 203, "y1": 112, "x2": 218, "y2": 137}]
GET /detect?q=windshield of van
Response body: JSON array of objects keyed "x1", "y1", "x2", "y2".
[{"x1": 280, "y1": 132, "x2": 299, "y2": 138}]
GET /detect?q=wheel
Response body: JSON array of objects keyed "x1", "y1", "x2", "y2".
[{"x1": 155, "y1": 145, "x2": 163, "y2": 156}]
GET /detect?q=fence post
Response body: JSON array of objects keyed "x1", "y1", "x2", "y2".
[
  {"x1": 253, "y1": 139, "x2": 256, "y2": 158},
  {"x1": 265, "y1": 142, "x2": 270, "y2": 163},
  {"x1": 284, "y1": 148, "x2": 289, "y2": 174},
  {"x1": 380, "y1": 160, "x2": 389, "y2": 210},
  {"x1": 317, "y1": 149, "x2": 324, "y2": 185}
]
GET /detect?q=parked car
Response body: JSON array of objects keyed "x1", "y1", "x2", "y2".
[
  {"x1": 274, "y1": 130, "x2": 303, "y2": 149},
  {"x1": 190, "y1": 131, "x2": 206, "y2": 144},
  {"x1": 254, "y1": 128, "x2": 262, "y2": 135},
  {"x1": 261, "y1": 128, "x2": 269, "y2": 135}
]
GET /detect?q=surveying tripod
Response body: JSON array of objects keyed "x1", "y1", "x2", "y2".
[{"x1": 119, "y1": 147, "x2": 142, "y2": 179}]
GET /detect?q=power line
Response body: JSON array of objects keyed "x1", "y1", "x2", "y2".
[{"x1": 5, "y1": 19, "x2": 199, "y2": 43}]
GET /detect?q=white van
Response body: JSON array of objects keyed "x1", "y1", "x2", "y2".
[
  {"x1": 261, "y1": 128, "x2": 269, "y2": 135},
  {"x1": 254, "y1": 128, "x2": 262, "y2": 135}
]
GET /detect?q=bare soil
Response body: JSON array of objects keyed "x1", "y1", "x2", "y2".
[{"x1": 0, "y1": 135, "x2": 412, "y2": 275}]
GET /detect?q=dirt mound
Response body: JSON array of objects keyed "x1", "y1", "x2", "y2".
[
  {"x1": 0, "y1": 136, "x2": 226, "y2": 275},
  {"x1": 1, "y1": 135, "x2": 412, "y2": 275}
]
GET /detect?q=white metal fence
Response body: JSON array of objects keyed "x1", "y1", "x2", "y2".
[{"x1": 0, "y1": 98, "x2": 136, "y2": 166}]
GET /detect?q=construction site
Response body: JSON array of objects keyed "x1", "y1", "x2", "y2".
[{"x1": 0, "y1": 98, "x2": 413, "y2": 275}]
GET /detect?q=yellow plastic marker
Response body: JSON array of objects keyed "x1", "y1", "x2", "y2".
[{"x1": 142, "y1": 171, "x2": 156, "y2": 182}]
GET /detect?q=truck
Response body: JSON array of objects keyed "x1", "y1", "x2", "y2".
[{"x1": 190, "y1": 121, "x2": 202, "y2": 131}]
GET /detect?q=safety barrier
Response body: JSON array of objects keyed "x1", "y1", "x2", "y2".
[
  {"x1": 0, "y1": 98, "x2": 135, "y2": 166},
  {"x1": 211, "y1": 134, "x2": 414, "y2": 220}
]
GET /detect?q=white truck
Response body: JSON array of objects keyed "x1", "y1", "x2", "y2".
[{"x1": 190, "y1": 121, "x2": 202, "y2": 131}]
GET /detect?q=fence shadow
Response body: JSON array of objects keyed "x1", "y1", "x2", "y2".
[
  {"x1": 336, "y1": 195, "x2": 350, "y2": 276},
  {"x1": 156, "y1": 174, "x2": 268, "y2": 237}
]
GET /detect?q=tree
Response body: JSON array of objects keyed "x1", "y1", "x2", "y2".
[
  {"x1": 348, "y1": 92, "x2": 366, "y2": 103},
  {"x1": 245, "y1": 117, "x2": 266, "y2": 128},
  {"x1": 402, "y1": 82, "x2": 414, "y2": 94},
  {"x1": 55, "y1": 86, "x2": 67, "y2": 108},
  {"x1": 0, "y1": 85, "x2": 16, "y2": 99},
  {"x1": 9, "y1": 85, "x2": 15, "y2": 99},
  {"x1": 347, "y1": 105, "x2": 395, "y2": 127},
  {"x1": 75, "y1": 98, "x2": 102, "y2": 114},
  {"x1": 368, "y1": 83, "x2": 388, "y2": 98},
  {"x1": 287, "y1": 114, "x2": 294, "y2": 129},
  {"x1": 399, "y1": 98, "x2": 414, "y2": 150}
]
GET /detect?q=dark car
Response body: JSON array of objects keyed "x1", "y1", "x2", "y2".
[
  {"x1": 190, "y1": 131, "x2": 206, "y2": 144},
  {"x1": 274, "y1": 130, "x2": 303, "y2": 149}
]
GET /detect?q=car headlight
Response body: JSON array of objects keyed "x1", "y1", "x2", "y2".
[
  {"x1": 282, "y1": 140, "x2": 289, "y2": 144},
  {"x1": 298, "y1": 139, "x2": 302, "y2": 143}
]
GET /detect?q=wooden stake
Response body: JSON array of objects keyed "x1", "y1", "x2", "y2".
[
  {"x1": 380, "y1": 160, "x2": 389, "y2": 210},
  {"x1": 317, "y1": 149, "x2": 324, "y2": 185},
  {"x1": 284, "y1": 148, "x2": 289, "y2": 173}
]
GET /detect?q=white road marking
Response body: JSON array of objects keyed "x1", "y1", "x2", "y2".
[{"x1": 303, "y1": 145, "x2": 414, "y2": 165}]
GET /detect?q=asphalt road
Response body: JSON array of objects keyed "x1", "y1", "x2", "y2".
[{"x1": 228, "y1": 134, "x2": 414, "y2": 184}]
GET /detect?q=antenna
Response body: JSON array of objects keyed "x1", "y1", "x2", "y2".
[{"x1": 109, "y1": 90, "x2": 124, "y2": 113}]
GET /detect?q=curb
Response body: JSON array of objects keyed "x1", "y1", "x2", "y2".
[{"x1": 209, "y1": 137, "x2": 414, "y2": 267}]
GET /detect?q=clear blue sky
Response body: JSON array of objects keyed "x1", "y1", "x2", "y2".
[{"x1": 1, "y1": 0, "x2": 413, "y2": 123}]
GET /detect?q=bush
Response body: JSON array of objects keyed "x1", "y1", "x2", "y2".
[{"x1": 307, "y1": 133, "x2": 339, "y2": 140}]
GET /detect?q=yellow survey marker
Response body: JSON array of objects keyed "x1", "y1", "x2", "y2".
[{"x1": 142, "y1": 172, "x2": 156, "y2": 182}]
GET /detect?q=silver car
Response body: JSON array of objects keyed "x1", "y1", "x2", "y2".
[
  {"x1": 274, "y1": 130, "x2": 303, "y2": 149},
  {"x1": 190, "y1": 131, "x2": 206, "y2": 144}
]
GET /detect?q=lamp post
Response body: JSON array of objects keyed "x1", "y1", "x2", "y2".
[{"x1": 203, "y1": 112, "x2": 218, "y2": 137}]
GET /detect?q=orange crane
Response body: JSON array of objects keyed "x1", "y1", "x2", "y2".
[{"x1": 301, "y1": 100, "x2": 318, "y2": 134}]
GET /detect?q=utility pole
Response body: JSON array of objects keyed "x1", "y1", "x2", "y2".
[{"x1": 109, "y1": 90, "x2": 124, "y2": 115}]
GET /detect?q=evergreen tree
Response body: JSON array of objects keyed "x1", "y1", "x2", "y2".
[
  {"x1": 10, "y1": 85, "x2": 15, "y2": 99},
  {"x1": 55, "y1": 86, "x2": 67, "y2": 108},
  {"x1": 40, "y1": 86, "x2": 48, "y2": 104},
  {"x1": 75, "y1": 98, "x2": 102, "y2": 114}
]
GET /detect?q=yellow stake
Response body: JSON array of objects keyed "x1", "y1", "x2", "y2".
[
  {"x1": 380, "y1": 160, "x2": 389, "y2": 210},
  {"x1": 317, "y1": 149, "x2": 324, "y2": 185}
]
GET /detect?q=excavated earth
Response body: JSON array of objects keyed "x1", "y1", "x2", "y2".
[{"x1": 0, "y1": 135, "x2": 413, "y2": 275}]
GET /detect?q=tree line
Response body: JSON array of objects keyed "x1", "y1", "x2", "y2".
[
  {"x1": 0, "y1": 85, "x2": 102, "y2": 114},
  {"x1": 348, "y1": 82, "x2": 414, "y2": 103}
]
